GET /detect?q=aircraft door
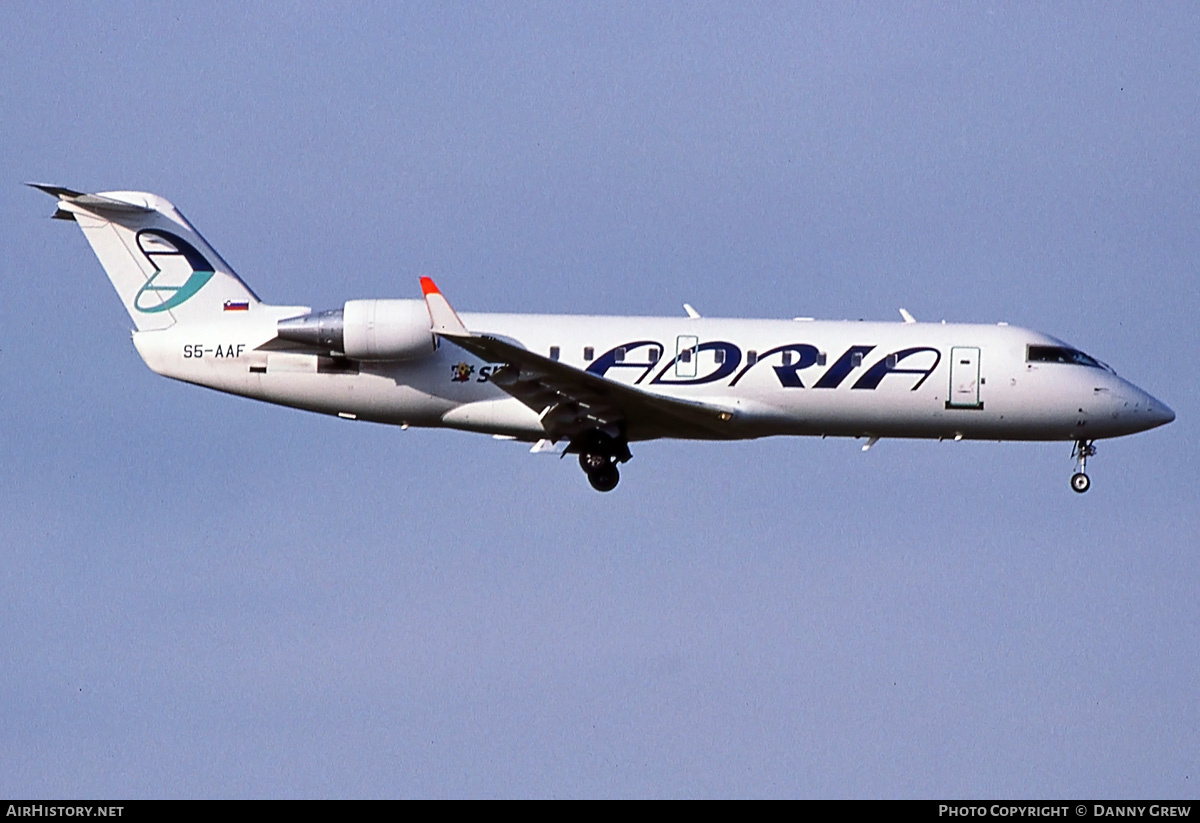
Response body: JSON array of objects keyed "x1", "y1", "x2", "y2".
[
  {"x1": 675, "y1": 335, "x2": 699, "y2": 379},
  {"x1": 948, "y1": 346, "x2": 982, "y2": 408}
]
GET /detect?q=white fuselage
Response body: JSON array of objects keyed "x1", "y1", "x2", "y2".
[{"x1": 132, "y1": 309, "x2": 1174, "y2": 444}]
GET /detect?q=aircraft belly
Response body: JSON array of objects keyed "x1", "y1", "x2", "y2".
[
  {"x1": 250, "y1": 371, "x2": 455, "y2": 425},
  {"x1": 719, "y1": 381, "x2": 1089, "y2": 441},
  {"x1": 439, "y1": 398, "x2": 546, "y2": 438},
  {"x1": 146, "y1": 351, "x2": 463, "y2": 426}
]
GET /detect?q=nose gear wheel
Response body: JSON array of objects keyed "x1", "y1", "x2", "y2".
[{"x1": 1070, "y1": 440, "x2": 1096, "y2": 493}]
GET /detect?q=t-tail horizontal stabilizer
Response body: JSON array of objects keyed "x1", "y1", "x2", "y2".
[{"x1": 27, "y1": 183, "x2": 155, "y2": 217}]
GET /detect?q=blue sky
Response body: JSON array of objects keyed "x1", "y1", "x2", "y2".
[{"x1": 2, "y1": 2, "x2": 1197, "y2": 798}]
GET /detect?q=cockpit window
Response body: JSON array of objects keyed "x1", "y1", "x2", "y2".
[{"x1": 1027, "y1": 345, "x2": 1105, "y2": 369}]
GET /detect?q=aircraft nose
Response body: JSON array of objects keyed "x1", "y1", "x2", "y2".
[
  {"x1": 1127, "y1": 384, "x2": 1175, "y2": 431},
  {"x1": 1146, "y1": 397, "x2": 1176, "y2": 428},
  {"x1": 1103, "y1": 380, "x2": 1175, "y2": 434}
]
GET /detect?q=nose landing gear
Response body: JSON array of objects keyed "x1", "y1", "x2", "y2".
[{"x1": 1071, "y1": 439, "x2": 1096, "y2": 493}]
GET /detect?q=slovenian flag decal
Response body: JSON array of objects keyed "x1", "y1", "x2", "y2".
[{"x1": 223, "y1": 301, "x2": 249, "y2": 311}]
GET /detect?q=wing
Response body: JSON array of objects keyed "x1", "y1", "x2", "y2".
[{"x1": 421, "y1": 278, "x2": 738, "y2": 442}]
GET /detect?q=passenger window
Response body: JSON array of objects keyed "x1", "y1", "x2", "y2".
[
  {"x1": 584, "y1": 346, "x2": 594, "y2": 360},
  {"x1": 614, "y1": 348, "x2": 625, "y2": 363},
  {"x1": 713, "y1": 349, "x2": 725, "y2": 364},
  {"x1": 549, "y1": 346, "x2": 560, "y2": 361},
  {"x1": 747, "y1": 350, "x2": 758, "y2": 365},
  {"x1": 851, "y1": 352, "x2": 863, "y2": 367}
]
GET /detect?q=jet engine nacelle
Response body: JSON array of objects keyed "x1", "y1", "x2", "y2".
[
  {"x1": 343, "y1": 299, "x2": 435, "y2": 360},
  {"x1": 276, "y1": 299, "x2": 436, "y2": 361}
]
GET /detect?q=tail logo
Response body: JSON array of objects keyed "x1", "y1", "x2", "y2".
[{"x1": 133, "y1": 230, "x2": 215, "y2": 314}]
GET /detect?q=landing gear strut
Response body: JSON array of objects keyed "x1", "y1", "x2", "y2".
[
  {"x1": 571, "y1": 430, "x2": 630, "y2": 492},
  {"x1": 1071, "y1": 439, "x2": 1096, "y2": 493}
]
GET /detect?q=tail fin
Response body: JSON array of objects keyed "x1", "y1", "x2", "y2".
[{"x1": 29, "y1": 184, "x2": 261, "y2": 331}]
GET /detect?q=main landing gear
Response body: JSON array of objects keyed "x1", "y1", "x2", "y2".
[
  {"x1": 572, "y1": 430, "x2": 631, "y2": 493},
  {"x1": 1071, "y1": 439, "x2": 1096, "y2": 493}
]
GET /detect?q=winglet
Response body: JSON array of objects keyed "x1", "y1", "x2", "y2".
[
  {"x1": 898, "y1": 308, "x2": 916, "y2": 324},
  {"x1": 420, "y1": 277, "x2": 469, "y2": 336}
]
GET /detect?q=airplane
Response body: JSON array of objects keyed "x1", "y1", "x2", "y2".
[{"x1": 30, "y1": 184, "x2": 1175, "y2": 493}]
